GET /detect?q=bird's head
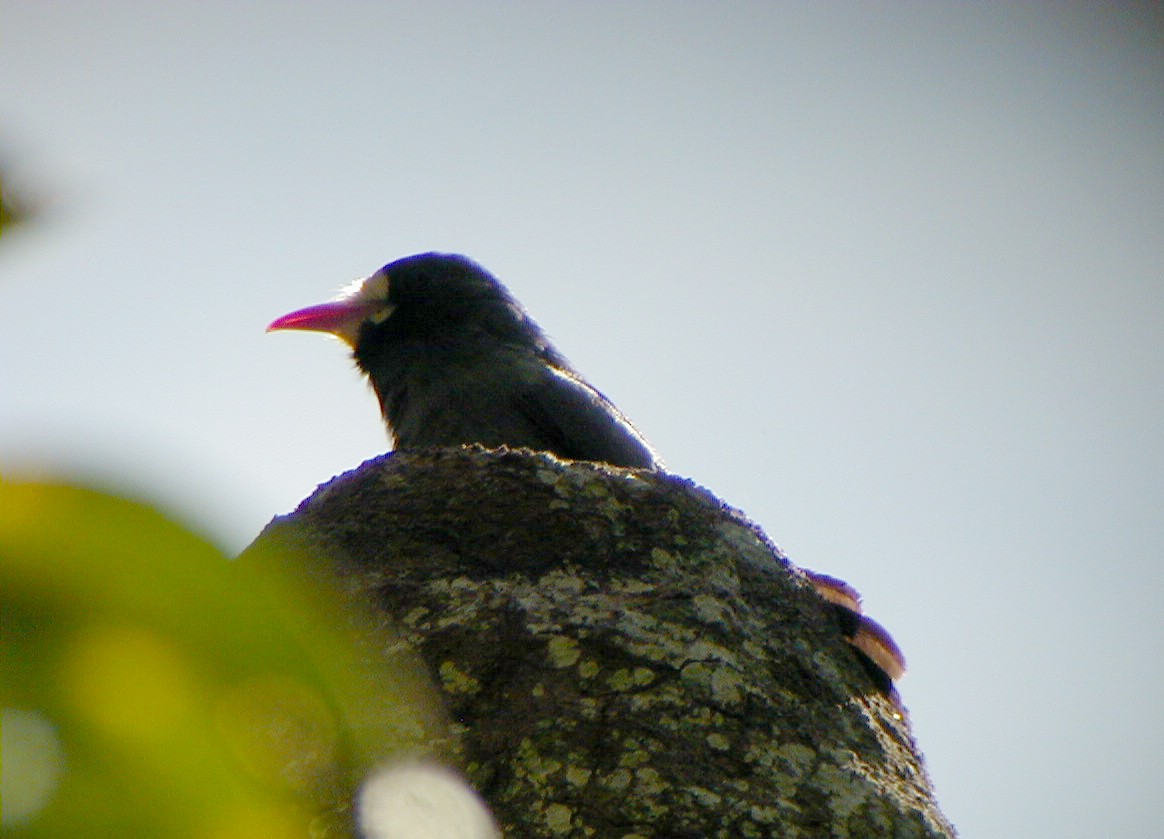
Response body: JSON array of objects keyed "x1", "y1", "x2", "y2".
[{"x1": 268, "y1": 252, "x2": 549, "y2": 370}]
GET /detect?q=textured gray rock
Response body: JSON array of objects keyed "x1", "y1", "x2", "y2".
[{"x1": 250, "y1": 446, "x2": 955, "y2": 838}]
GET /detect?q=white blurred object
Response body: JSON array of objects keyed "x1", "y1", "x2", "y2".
[
  {"x1": 1, "y1": 708, "x2": 65, "y2": 828},
  {"x1": 357, "y1": 759, "x2": 500, "y2": 839}
]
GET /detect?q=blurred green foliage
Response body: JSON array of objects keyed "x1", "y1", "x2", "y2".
[
  {"x1": 0, "y1": 170, "x2": 31, "y2": 237},
  {"x1": 1, "y1": 478, "x2": 448, "y2": 838}
]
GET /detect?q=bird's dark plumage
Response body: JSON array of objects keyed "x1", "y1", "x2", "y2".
[{"x1": 269, "y1": 253, "x2": 662, "y2": 470}]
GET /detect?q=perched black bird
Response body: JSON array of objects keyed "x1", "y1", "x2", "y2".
[
  {"x1": 268, "y1": 252, "x2": 663, "y2": 470},
  {"x1": 269, "y1": 251, "x2": 906, "y2": 693}
]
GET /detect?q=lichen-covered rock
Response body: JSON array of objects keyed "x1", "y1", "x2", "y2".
[{"x1": 249, "y1": 447, "x2": 955, "y2": 838}]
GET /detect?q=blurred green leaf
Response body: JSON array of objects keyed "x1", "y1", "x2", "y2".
[
  {"x1": 0, "y1": 170, "x2": 32, "y2": 237},
  {"x1": 1, "y1": 479, "x2": 447, "y2": 838}
]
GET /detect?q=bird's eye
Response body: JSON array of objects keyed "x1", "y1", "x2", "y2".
[{"x1": 368, "y1": 303, "x2": 396, "y2": 325}]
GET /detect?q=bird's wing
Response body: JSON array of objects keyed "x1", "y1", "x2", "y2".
[{"x1": 514, "y1": 365, "x2": 663, "y2": 470}]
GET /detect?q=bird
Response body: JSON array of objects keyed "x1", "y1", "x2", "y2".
[
  {"x1": 269, "y1": 251, "x2": 905, "y2": 693},
  {"x1": 268, "y1": 252, "x2": 663, "y2": 470}
]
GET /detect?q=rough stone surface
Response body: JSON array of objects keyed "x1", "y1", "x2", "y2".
[{"x1": 250, "y1": 446, "x2": 956, "y2": 838}]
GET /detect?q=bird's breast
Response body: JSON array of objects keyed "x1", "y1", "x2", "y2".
[{"x1": 374, "y1": 347, "x2": 549, "y2": 451}]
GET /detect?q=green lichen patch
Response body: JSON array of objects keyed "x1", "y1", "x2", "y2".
[
  {"x1": 437, "y1": 660, "x2": 480, "y2": 695},
  {"x1": 547, "y1": 635, "x2": 582, "y2": 668}
]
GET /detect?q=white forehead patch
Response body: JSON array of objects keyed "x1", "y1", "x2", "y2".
[{"x1": 338, "y1": 269, "x2": 390, "y2": 304}]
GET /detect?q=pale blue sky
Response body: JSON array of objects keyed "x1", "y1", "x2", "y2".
[{"x1": 4, "y1": 3, "x2": 1162, "y2": 836}]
